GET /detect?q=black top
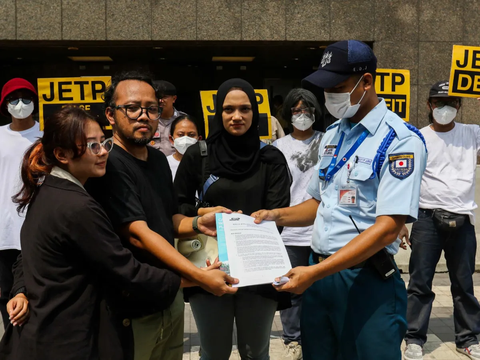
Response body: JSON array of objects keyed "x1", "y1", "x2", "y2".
[
  {"x1": 10, "y1": 176, "x2": 180, "y2": 360},
  {"x1": 174, "y1": 142, "x2": 291, "y2": 306},
  {"x1": 88, "y1": 145, "x2": 178, "y2": 268}
]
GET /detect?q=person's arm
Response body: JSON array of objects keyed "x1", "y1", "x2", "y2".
[
  {"x1": 252, "y1": 198, "x2": 320, "y2": 227},
  {"x1": 274, "y1": 134, "x2": 427, "y2": 294},
  {"x1": 7, "y1": 253, "x2": 29, "y2": 326},
  {"x1": 273, "y1": 214, "x2": 406, "y2": 294},
  {"x1": 123, "y1": 218, "x2": 238, "y2": 296}
]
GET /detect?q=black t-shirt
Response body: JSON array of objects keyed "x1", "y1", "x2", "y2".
[{"x1": 87, "y1": 145, "x2": 178, "y2": 269}]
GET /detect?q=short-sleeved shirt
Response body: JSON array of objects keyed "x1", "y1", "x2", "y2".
[
  {"x1": 307, "y1": 99, "x2": 427, "y2": 256},
  {"x1": 87, "y1": 145, "x2": 178, "y2": 268},
  {"x1": 419, "y1": 123, "x2": 480, "y2": 224}
]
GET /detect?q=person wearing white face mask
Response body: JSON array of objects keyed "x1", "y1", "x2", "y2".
[
  {"x1": 167, "y1": 115, "x2": 200, "y2": 179},
  {"x1": 403, "y1": 81, "x2": 480, "y2": 360},
  {"x1": 0, "y1": 78, "x2": 42, "y2": 330},
  {"x1": 273, "y1": 88, "x2": 324, "y2": 360},
  {"x1": 252, "y1": 40, "x2": 427, "y2": 360}
]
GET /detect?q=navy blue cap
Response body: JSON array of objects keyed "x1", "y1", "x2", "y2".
[{"x1": 302, "y1": 40, "x2": 377, "y2": 89}]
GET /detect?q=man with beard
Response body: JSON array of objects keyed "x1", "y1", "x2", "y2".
[{"x1": 87, "y1": 71, "x2": 237, "y2": 360}]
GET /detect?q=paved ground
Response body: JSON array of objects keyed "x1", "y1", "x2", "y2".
[
  {"x1": 183, "y1": 273, "x2": 480, "y2": 360},
  {"x1": 0, "y1": 273, "x2": 478, "y2": 359}
]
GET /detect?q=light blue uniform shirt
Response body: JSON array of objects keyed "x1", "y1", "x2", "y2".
[{"x1": 307, "y1": 99, "x2": 427, "y2": 255}]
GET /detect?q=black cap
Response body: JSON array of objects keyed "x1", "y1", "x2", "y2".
[
  {"x1": 302, "y1": 40, "x2": 377, "y2": 89},
  {"x1": 155, "y1": 80, "x2": 177, "y2": 96},
  {"x1": 429, "y1": 81, "x2": 455, "y2": 98}
]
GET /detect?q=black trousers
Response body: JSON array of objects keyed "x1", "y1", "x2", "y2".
[
  {"x1": 405, "y1": 208, "x2": 480, "y2": 347},
  {"x1": 0, "y1": 250, "x2": 20, "y2": 330}
]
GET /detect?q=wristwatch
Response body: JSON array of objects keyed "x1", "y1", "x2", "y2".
[{"x1": 192, "y1": 216, "x2": 202, "y2": 234}]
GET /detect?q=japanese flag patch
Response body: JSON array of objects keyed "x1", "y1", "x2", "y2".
[{"x1": 389, "y1": 153, "x2": 414, "y2": 179}]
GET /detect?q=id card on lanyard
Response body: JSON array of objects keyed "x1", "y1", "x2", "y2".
[{"x1": 319, "y1": 130, "x2": 369, "y2": 206}]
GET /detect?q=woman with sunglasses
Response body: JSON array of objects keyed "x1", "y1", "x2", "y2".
[
  {"x1": 174, "y1": 79, "x2": 292, "y2": 360},
  {"x1": 1, "y1": 107, "x2": 182, "y2": 360}
]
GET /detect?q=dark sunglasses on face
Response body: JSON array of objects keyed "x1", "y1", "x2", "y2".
[{"x1": 8, "y1": 98, "x2": 33, "y2": 105}]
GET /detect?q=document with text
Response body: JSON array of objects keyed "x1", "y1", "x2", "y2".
[{"x1": 216, "y1": 213, "x2": 292, "y2": 287}]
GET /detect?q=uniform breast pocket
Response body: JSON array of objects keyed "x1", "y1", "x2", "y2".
[{"x1": 348, "y1": 165, "x2": 377, "y2": 209}]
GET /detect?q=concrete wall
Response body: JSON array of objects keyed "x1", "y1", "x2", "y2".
[{"x1": 1, "y1": 0, "x2": 480, "y2": 128}]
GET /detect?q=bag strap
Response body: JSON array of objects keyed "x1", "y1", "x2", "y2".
[{"x1": 198, "y1": 140, "x2": 212, "y2": 202}]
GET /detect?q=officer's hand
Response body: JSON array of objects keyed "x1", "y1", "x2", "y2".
[
  {"x1": 198, "y1": 269, "x2": 239, "y2": 296},
  {"x1": 7, "y1": 293, "x2": 29, "y2": 326},
  {"x1": 251, "y1": 209, "x2": 280, "y2": 224},
  {"x1": 273, "y1": 266, "x2": 316, "y2": 295},
  {"x1": 398, "y1": 225, "x2": 410, "y2": 248}
]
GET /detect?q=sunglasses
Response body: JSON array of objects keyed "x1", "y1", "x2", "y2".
[
  {"x1": 86, "y1": 138, "x2": 114, "y2": 155},
  {"x1": 8, "y1": 98, "x2": 33, "y2": 105}
]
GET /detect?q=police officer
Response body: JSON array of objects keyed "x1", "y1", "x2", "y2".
[{"x1": 252, "y1": 40, "x2": 427, "y2": 360}]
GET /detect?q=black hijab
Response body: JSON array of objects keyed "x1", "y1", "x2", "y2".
[
  {"x1": 207, "y1": 79, "x2": 261, "y2": 178},
  {"x1": 207, "y1": 78, "x2": 289, "y2": 178}
]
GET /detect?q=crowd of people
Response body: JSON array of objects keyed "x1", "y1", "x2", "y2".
[{"x1": 0, "y1": 39, "x2": 479, "y2": 360}]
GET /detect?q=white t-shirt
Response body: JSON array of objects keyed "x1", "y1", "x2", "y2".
[
  {"x1": 167, "y1": 154, "x2": 180, "y2": 180},
  {"x1": 419, "y1": 123, "x2": 480, "y2": 224},
  {"x1": 274, "y1": 131, "x2": 323, "y2": 246},
  {"x1": 0, "y1": 122, "x2": 43, "y2": 250}
]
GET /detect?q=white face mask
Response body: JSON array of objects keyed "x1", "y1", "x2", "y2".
[
  {"x1": 173, "y1": 136, "x2": 198, "y2": 155},
  {"x1": 324, "y1": 76, "x2": 366, "y2": 119},
  {"x1": 7, "y1": 100, "x2": 34, "y2": 119},
  {"x1": 432, "y1": 105, "x2": 457, "y2": 125},
  {"x1": 291, "y1": 113, "x2": 315, "y2": 131}
]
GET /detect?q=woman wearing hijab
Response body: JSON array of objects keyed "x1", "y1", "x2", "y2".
[
  {"x1": 1, "y1": 107, "x2": 183, "y2": 360},
  {"x1": 174, "y1": 79, "x2": 291, "y2": 360}
]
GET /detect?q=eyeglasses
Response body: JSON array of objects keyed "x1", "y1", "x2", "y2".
[
  {"x1": 291, "y1": 107, "x2": 315, "y2": 116},
  {"x1": 430, "y1": 99, "x2": 460, "y2": 108},
  {"x1": 8, "y1": 98, "x2": 33, "y2": 105},
  {"x1": 114, "y1": 104, "x2": 162, "y2": 121},
  {"x1": 87, "y1": 138, "x2": 114, "y2": 155}
]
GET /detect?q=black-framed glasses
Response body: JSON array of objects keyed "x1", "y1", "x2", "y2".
[
  {"x1": 114, "y1": 104, "x2": 162, "y2": 121},
  {"x1": 8, "y1": 98, "x2": 33, "y2": 105},
  {"x1": 430, "y1": 99, "x2": 460, "y2": 108},
  {"x1": 291, "y1": 106, "x2": 315, "y2": 116},
  {"x1": 87, "y1": 138, "x2": 114, "y2": 155}
]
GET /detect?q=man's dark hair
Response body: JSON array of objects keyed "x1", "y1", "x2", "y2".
[
  {"x1": 103, "y1": 71, "x2": 158, "y2": 111},
  {"x1": 170, "y1": 114, "x2": 198, "y2": 137}
]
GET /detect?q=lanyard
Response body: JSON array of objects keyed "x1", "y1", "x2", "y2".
[{"x1": 319, "y1": 130, "x2": 369, "y2": 182}]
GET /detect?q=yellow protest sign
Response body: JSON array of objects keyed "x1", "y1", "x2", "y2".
[
  {"x1": 375, "y1": 69, "x2": 410, "y2": 122},
  {"x1": 37, "y1": 76, "x2": 111, "y2": 130},
  {"x1": 200, "y1": 89, "x2": 272, "y2": 139},
  {"x1": 449, "y1": 45, "x2": 480, "y2": 97}
]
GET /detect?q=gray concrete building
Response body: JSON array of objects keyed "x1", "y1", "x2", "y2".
[{"x1": 1, "y1": 0, "x2": 479, "y2": 128}]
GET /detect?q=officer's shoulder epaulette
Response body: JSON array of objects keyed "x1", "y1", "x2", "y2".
[
  {"x1": 326, "y1": 119, "x2": 341, "y2": 131},
  {"x1": 384, "y1": 116, "x2": 411, "y2": 140}
]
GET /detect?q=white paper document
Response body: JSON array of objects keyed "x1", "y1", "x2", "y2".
[{"x1": 216, "y1": 213, "x2": 292, "y2": 287}]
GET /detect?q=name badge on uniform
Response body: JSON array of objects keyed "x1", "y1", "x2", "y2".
[
  {"x1": 338, "y1": 186, "x2": 358, "y2": 207},
  {"x1": 323, "y1": 145, "x2": 337, "y2": 157}
]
